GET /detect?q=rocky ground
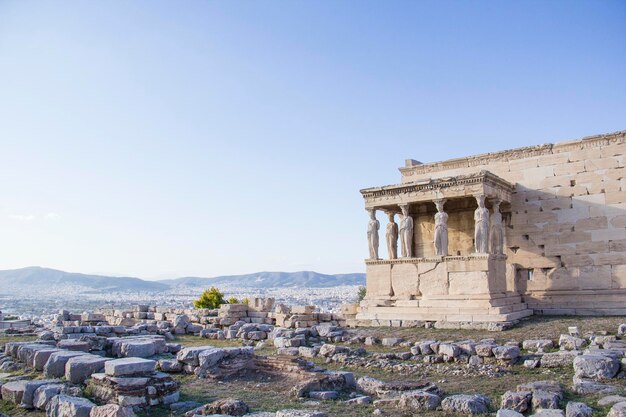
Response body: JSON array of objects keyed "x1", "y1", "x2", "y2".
[{"x1": 2, "y1": 315, "x2": 626, "y2": 417}]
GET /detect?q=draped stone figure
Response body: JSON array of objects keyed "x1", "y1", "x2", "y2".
[
  {"x1": 474, "y1": 194, "x2": 490, "y2": 253},
  {"x1": 490, "y1": 200, "x2": 504, "y2": 255},
  {"x1": 399, "y1": 205, "x2": 413, "y2": 258},
  {"x1": 367, "y1": 209, "x2": 380, "y2": 259},
  {"x1": 386, "y1": 212, "x2": 398, "y2": 260},
  {"x1": 434, "y1": 199, "x2": 448, "y2": 256}
]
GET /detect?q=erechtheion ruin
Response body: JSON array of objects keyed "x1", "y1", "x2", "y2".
[{"x1": 357, "y1": 130, "x2": 626, "y2": 326}]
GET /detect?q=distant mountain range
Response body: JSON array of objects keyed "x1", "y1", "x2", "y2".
[{"x1": 0, "y1": 267, "x2": 365, "y2": 295}]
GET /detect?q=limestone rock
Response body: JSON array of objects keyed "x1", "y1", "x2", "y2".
[
  {"x1": 530, "y1": 410, "x2": 565, "y2": 417},
  {"x1": 441, "y1": 394, "x2": 491, "y2": 414},
  {"x1": 522, "y1": 339, "x2": 554, "y2": 352},
  {"x1": 104, "y1": 357, "x2": 156, "y2": 376},
  {"x1": 46, "y1": 395, "x2": 95, "y2": 417},
  {"x1": 33, "y1": 383, "x2": 64, "y2": 410},
  {"x1": 608, "y1": 402, "x2": 626, "y2": 417},
  {"x1": 89, "y1": 404, "x2": 137, "y2": 417},
  {"x1": 198, "y1": 348, "x2": 226, "y2": 369},
  {"x1": 119, "y1": 340, "x2": 158, "y2": 358},
  {"x1": 318, "y1": 344, "x2": 347, "y2": 357},
  {"x1": 298, "y1": 347, "x2": 317, "y2": 358},
  {"x1": 572, "y1": 379, "x2": 618, "y2": 395},
  {"x1": 381, "y1": 337, "x2": 403, "y2": 347},
  {"x1": 309, "y1": 391, "x2": 338, "y2": 400},
  {"x1": 0, "y1": 380, "x2": 28, "y2": 404},
  {"x1": 158, "y1": 359, "x2": 182, "y2": 373},
  {"x1": 57, "y1": 340, "x2": 91, "y2": 352},
  {"x1": 573, "y1": 354, "x2": 620, "y2": 381},
  {"x1": 531, "y1": 390, "x2": 561, "y2": 410},
  {"x1": 21, "y1": 380, "x2": 59, "y2": 409},
  {"x1": 493, "y1": 346, "x2": 520, "y2": 361},
  {"x1": 345, "y1": 396, "x2": 371, "y2": 405},
  {"x1": 540, "y1": 351, "x2": 580, "y2": 368},
  {"x1": 33, "y1": 349, "x2": 61, "y2": 371},
  {"x1": 276, "y1": 411, "x2": 327, "y2": 417},
  {"x1": 598, "y1": 395, "x2": 626, "y2": 407},
  {"x1": 558, "y1": 335, "x2": 587, "y2": 351},
  {"x1": 65, "y1": 355, "x2": 110, "y2": 384},
  {"x1": 356, "y1": 376, "x2": 385, "y2": 395},
  {"x1": 497, "y1": 410, "x2": 524, "y2": 417},
  {"x1": 44, "y1": 351, "x2": 89, "y2": 378},
  {"x1": 439, "y1": 343, "x2": 460, "y2": 359},
  {"x1": 397, "y1": 390, "x2": 441, "y2": 411},
  {"x1": 565, "y1": 401, "x2": 592, "y2": 417},
  {"x1": 176, "y1": 346, "x2": 216, "y2": 366},
  {"x1": 500, "y1": 390, "x2": 531, "y2": 413}
]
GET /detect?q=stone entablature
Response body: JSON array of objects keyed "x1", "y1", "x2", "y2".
[
  {"x1": 399, "y1": 130, "x2": 626, "y2": 179},
  {"x1": 362, "y1": 171, "x2": 514, "y2": 209},
  {"x1": 365, "y1": 254, "x2": 507, "y2": 265}
]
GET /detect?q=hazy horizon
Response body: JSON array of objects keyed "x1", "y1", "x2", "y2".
[
  {"x1": 1, "y1": 1, "x2": 625, "y2": 278},
  {"x1": 0, "y1": 265, "x2": 366, "y2": 281}
]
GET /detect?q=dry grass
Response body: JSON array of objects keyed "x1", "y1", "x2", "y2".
[
  {"x1": 0, "y1": 334, "x2": 38, "y2": 349},
  {"x1": 348, "y1": 315, "x2": 626, "y2": 347},
  {"x1": 5, "y1": 317, "x2": 626, "y2": 416}
]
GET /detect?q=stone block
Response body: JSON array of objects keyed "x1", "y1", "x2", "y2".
[
  {"x1": 57, "y1": 339, "x2": 91, "y2": 352},
  {"x1": 33, "y1": 383, "x2": 64, "y2": 410},
  {"x1": 1, "y1": 380, "x2": 28, "y2": 404},
  {"x1": 501, "y1": 390, "x2": 532, "y2": 413},
  {"x1": 565, "y1": 401, "x2": 593, "y2": 417},
  {"x1": 574, "y1": 355, "x2": 620, "y2": 381},
  {"x1": 176, "y1": 346, "x2": 216, "y2": 366},
  {"x1": 46, "y1": 394, "x2": 95, "y2": 417},
  {"x1": 21, "y1": 380, "x2": 59, "y2": 409},
  {"x1": 44, "y1": 351, "x2": 90, "y2": 378},
  {"x1": 89, "y1": 404, "x2": 137, "y2": 417},
  {"x1": 65, "y1": 355, "x2": 110, "y2": 384},
  {"x1": 291, "y1": 305, "x2": 315, "y2": 314},
  {"x1": 441, "y1": 394, "x2": 491, "y2": 414},
  {"x1": 104, "y1": 358, "x2": 156, "y2": 377},
  {"x1": 198, "y1": 348, "x2": 225, "y2": 369},
  {"x1": 119, "y1": 341, "x2": 158, "y2": 358}
]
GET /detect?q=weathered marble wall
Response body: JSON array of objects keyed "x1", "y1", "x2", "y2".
[{"x1": 399, "y1": 131, "x2": 626, "y2": 314}]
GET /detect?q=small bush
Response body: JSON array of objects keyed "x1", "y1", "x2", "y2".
[
  {"x1": 227, "y1": 296, "x2": 239, "y2": 304},
  {"x1": 194, "y1": 287, "x2": 226, "y2": 309},
  {"x1": 242, "y1": 297, "x2": 250, "y2": 305},
  {"x1": 357, "y1": 286, "x2": 366, "y2": 302}
]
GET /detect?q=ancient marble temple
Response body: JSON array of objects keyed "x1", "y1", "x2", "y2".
[{"x1": 356, "y1": 131, "x2": 626, "y2": 326}]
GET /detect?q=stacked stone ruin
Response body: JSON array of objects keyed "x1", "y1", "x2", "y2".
[
  {"x1": 88, "y1": 357, "x2": 179, "y2": 407},
  {"x1": 50, "y1": 299, "x2": 348, "y2": 343}
]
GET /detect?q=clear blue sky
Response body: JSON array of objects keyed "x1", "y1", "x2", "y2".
[{"x1": 0, "y1": 1, "x2": 624, "y2": 279}]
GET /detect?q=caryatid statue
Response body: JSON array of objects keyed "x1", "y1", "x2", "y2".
[
  {"x1": 367, "y1": 208, "x2": 380, "y2": 259},
  {"x1": 490, "y1": 199, "x2": 504, "y2": 255},
  {"x1": 399, "y1": 204, "x2": 413, "y2": 258},
  {"x1": 474, "y1": 194, "x2": 490, "y2": 253},
  {"x1": 386, "y1": 212, "x2": 398, "y2": 260},
  {"x1": 434, "y1": 199, "x2": 448, "y2": 256}
]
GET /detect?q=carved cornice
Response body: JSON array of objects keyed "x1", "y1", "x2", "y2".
[
  {"x1": 400, "y1": 130, "x2": 626, "y2": 177},
  {"x1": 365, "y1": 253, "x2": 507, "y2": 265},
  {"x1": 361, "y1": 170, "x2": 514, "y2": 202}
]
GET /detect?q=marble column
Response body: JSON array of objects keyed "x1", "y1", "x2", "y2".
[
  {"x1": 385, "y1": 211, "x2": 398, "y2": 260},
  {"x1": 366, "y1": 208, "x2": 380, "y2": 259},
  {"x1": 490, "y1": 199, "x2": 504, "y2": 255},
  {"x1": 474, "y1": 194, "x2": 490, "y2": 253},
  {"x1": 399, "y1": 204, "x2": 414, "y2": 258},
  {"x1": 434, "y1": 199, "x2": 449, "y2": 256}
]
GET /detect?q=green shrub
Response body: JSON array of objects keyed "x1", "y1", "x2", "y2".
[
  {"x1": 227, "y1": 296, "x2": 239, "y2": 304},
  {"x1": 194, "y1": 287, "x2": 226, "y2": 309},
  {"x1": 357, "y1": 286, "x2": 366, "y2": 302}
]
